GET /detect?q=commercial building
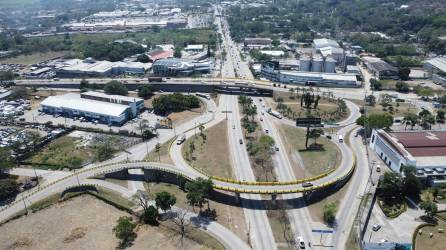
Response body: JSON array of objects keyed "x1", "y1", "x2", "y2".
[
  {"x1": 184, "y1": 44, "x2": 204, "y2": 53},
  {"x1": 56, "y1": 59, "x2": 151, "y2": 77},
  {"x1": 362, "y1": 56, "x2": 399, "y2": 80},
  {"x1": 424, "y1": 57, "x2": 446, "y2": 86},
  {"x1": 80, "y1": 91, "x2": 144, "y2": 117},
  {"x1": 152, "y1": 58, "x2": 211, "y2": 76},
  {"x1": 370, "y1": 129, "x2": 446, "y2": 186},
  {"x1": 244, "y1": 38, "x2": 272, "y2": 49},
  {"x1": 313, "y1": 38, "x2": 340, "y2": 51},
  {"x1": 40, "y1": 92, "x2": 144, "y2": 126},
  {"x1": 261, "y1": 61, "x2": 360, "y2": 87}
]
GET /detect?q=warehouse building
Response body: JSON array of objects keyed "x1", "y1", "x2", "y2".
[
  {"x1": 261, "y1": 61, "x2": 359, "y2": 87},
  {"x1": 424, "y1": 57, "x2": 446, "y2": 86},
  {"x1": 40, "y1": 92, "x2": 144, "y2": 126},
  {"x1": 362, "y1": 56, "x2": 399, "y2": 80},
  {"x1": 244, "y1": 37, "x2": 272, "y2": 49},
  {"x1": 56, "y1": 59, "x2": 151, "y2": 77},
  {"x1": 152, "y1": 58, "x2": 211, "y2": 76},
  {"x1": 370, "y1": 129, "x2": 446, "y2": 186}
]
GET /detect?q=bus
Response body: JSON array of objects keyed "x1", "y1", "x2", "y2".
[
  {"x1": 338, "y1": 135, "x2": 344, "y2": 143},
  {"x1": 195, "y1": 93, "x2": 211, "y2": 100},
  {"x1": 268, "y1": 110, "x2": 283, "y2": 119}
]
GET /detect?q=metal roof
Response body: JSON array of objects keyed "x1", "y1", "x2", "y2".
[
  {"x1": 81, "y1": 91, "x2": 143, "y2": 103},
  {"x1": 41, "y1": 93, "x2": 128, "y2": 117},
  {"x1": 425, "y1": 57, "x2": 446, "y2": 73}
]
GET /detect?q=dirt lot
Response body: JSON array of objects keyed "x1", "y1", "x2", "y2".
[
  {"x1": 0, "y1": 195, "x2": 217, "y2": 250},
  {"x1": 182, "y1": 120, "x2": 234, "y2": 179},
  {"x1": 278, "y1": 124, "x2": 341, "y2": 178},
  {"x1": 146, "y1": 183, "x2": 248, "y2": 243}
]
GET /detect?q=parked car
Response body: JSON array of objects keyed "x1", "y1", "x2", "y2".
[
  {"x1": 372, "y1": 224, "x2": 381, "y2": 232},
  {"x1": 239, "y1": 139, "x2": 243, "y2": 144}
]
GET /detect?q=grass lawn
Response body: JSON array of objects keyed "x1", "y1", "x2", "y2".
[
  {"x1": 0, "y1": 51, "x2": 68, "y2": 65},
  {"x1": 145, "y1": 138, "x2": 174, "y2": 164},
  {"x1": 145, "y1": 182, "x2": 248, "y2": 242},
  {"x1": 267, "y1": 91, "x2": 350, "y2": 123},
  {"x1": 182, "y1": 120, "x2": 234, "y2": 179},
  {"x1": 28, "y1": 136, "x2": 95, "y2": 170},
  {"x1": 279, "y1": 124, "x2": 341, "y2": 177},
  {"x1": 414, "y1": 220, "x2": 446, "y2": 250}
]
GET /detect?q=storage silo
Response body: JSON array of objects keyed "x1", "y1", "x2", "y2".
[
  {"x1": 324, "y1": 57, "x2": 336, "y2": 73},
  {"x1": 299, "y1": 56, "x2": 311, "y2": 72},
  {"x1": 312, "y1": 57, "x2": 324, "y2": 72}
]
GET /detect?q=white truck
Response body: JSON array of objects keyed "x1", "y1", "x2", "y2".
[
  {"x1": 338, "y1": 135, "x2": 344, "y2": 143},
  {"x1": 176, "y1": 134, "x2": 186, "y2": 145}
]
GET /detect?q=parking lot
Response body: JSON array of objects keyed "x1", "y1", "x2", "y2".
[{"x1": 20, "y1": 109, "x2": 165, "y2": 134}]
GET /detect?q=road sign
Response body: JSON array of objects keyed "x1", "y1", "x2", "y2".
[
  {"x1": 312, "y1": 229, "x2": 334, "y2": 234},
  {"x1": 296, "y1": 117, "x2": 322, "y2": 127}
]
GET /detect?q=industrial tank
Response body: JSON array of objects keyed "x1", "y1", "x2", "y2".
[
  {"x1": 299, "y1": 56, "x2": 311, "y2": 72},
  {"x1": 324, "y1": 57, "x2": 336, "y2": 73},
  {"x1": 312, "y1": 57, "x2": 324, "y2": 72}
]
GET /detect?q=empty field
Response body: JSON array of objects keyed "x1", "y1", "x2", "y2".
[
  {"x1": 279, "y1": 124, "x2": 341, "y2": 178},
  {"x1": 182, "y1": 120, "x2": 234, "y2": 179},
  {"x1": 0, "y1": 51, "x2": 68, "y2": 65},
  {"x1": 0, "y1": 194, "x2": 218, "y2": 250}
]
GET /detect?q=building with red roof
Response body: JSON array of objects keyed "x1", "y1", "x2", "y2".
[{"x1": 370, "y1": 129, "x2": 446, "y2": 186}]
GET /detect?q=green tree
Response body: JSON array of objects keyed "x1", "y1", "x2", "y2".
[
  {"x1": 419, "y1": 109, "x2": 436, "y2": 129},
  {"x1": 174, "y1": 47, "x2": 182, "y2": 58},
  {"x1": 142, "y1": 205, "x2": 159, "y2": 225},
  {"x1": 185, "y1": 178, "x2": 213, "y2": 211},
  {"x1": 0, "y1": 70, "x2": 15, "y2": 82},
  {"x1": 104, "y1": 80, "x2": 128, "y2": 95},
  {"x1": 308, "y1": 128, "x2": 323, "y2": 145},
  {"x1": 395, "y1": 81, "x2": 410, "y2": 93},
  {"x1": 402, "y1": 113, "x2": 418, "y2": 130},
  {"x1": 113, "y1": 216, "x2": 137, "y2": 247},
  {"x1": 365, "y1": 95, "x2": 376, "y2": 106},
  {"x1": 419, "y1": 201, "x2": 438, "y2": 218},
  {"x1": 259, "y1": 135, "x2": 275, "y2": 149},
  {"x1": 379, "y1": 172, "x2": 402, "y2": 203},
  {"x1": 137, "y1": 85, "x2": 154, "y2": 99},
  {"x1": 0, "y1": 178, "x2": 19, "y2": 200},
  {"x1": 437, "y1": 109, "x2": 446, "y2": 122},
  {"x1": 323, "y1": 202, "x2": 337, "y2": 225},
  {"x1": 356, "y1": 113, "x2": 393, "y2": 136},
  {"x1": 402, "y1": 168, "x2": 422, "y2": 200},
  {"x1": 370, "y1": 78, "x2": 382, "y2": 91},
  {"x1": 142, "y1": 129, "x2": 156, "y2": 141},
  {"x1": 67, "y1": 156, "x2": 83, "y2": 169},
  {"x1": 398, "y1": 67, "x2": 411, "y2": 81},
  {"x1": 0, "y1": 148, "x2": 14, "y2": 172},
  {"x1": 137, "y1": 54, "x2": 149, "y2": 63},
  {"x1": 155, "y1": 191, "x2": 177, "y2": 212},
  {"x1": 80, "y1": 78, "x2": 89, "y2": 89}
]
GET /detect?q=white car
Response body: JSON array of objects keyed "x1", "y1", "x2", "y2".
[{"x1": 297, "y1": 236, "x2": 305, "y2": 249}]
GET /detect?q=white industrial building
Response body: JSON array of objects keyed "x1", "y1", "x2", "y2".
[
  {"x1": 40, "y1": 91, "x2": 144, "y2": 126},
  {"x1": 261, "y1": 61, "x2": 359, "y2": 87},
  {"x1": 56, "y1": 59, "x2": 152, "y2": 77},
  {"x1": 424, "y1": 57, "x2": 446, "y2": 86},
  {"x1": 313, "y1": 38, "x2": 340, "y2": 50},
  {"x1": 370, "y1": 129, "x2": 446, "y2": 186},
  {"x1": 184, "y1": 44, "x2": 205, "y2": 53}
]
